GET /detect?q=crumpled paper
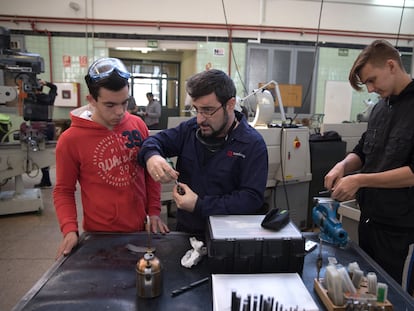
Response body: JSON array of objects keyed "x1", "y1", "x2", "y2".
[{"x1": 181, "y1": 237, "x2": 207, "y2": 268}]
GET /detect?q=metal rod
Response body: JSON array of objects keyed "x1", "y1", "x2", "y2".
[{"x1": 171, "y1": 277, "x2": 209, "y2": 297}]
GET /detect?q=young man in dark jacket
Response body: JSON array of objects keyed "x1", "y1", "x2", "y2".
[{"x1": 325, "y1": 39, "x2": 414, "y2": 294}]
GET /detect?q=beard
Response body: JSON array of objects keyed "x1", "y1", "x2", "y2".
[{"x1": 199, "y1": 109, "x2": 229, "y2": 138}]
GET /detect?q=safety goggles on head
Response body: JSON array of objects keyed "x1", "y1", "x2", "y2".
[{"x1": 87, "y1": 58, "x2": 130, "y2": 83}]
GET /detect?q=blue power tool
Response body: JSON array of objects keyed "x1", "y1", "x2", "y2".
[{"x1": 312, "y1": 198, "x2": 348, "y2": 247}]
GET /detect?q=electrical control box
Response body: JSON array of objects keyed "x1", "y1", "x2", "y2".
[
  {"x1": 54, "y1": 82, "x2": 80, "y2": 107},
  {"x1": 276, "y1": 127, "x2": 312, "y2": 183}
]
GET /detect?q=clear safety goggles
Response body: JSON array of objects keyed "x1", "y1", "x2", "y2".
[{"x1": 87, "y1": 58, "x2": 130, "y2": 82}]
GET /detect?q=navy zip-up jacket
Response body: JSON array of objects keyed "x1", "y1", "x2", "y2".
[{"x1": 138, "y1": 111, "x2": 268, "y2": 233}]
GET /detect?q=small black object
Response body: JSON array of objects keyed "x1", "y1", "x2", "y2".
[
  {"x1": 261, "y1": 208, "x2": 290, "y2": 231},
  {"x1": 309, "y1": 130, "x2": 342, "y2": 142},
  {"x1": 177, "y1": 184, "x2": 185, "y2": 195}
]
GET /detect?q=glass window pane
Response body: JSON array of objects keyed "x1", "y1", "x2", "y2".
[
  {"x1": 162, "y1": 63, "x2": 179, "y2": 78},
  {"x1": 401, "y1": 53, "x2": 412, "y2": 75},
  {"x1": 272, "y1": 50, "x2": 291, "y2": 83},
  {"x1": 295, "y1": 50, "x2": 315, "y2": 114},
  {"x1": 248, "y1": 48, "x2": 268, "y2": 92}
]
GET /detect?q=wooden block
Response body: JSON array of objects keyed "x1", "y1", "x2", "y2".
[
  {"x1": 258, "y1": 83, "x2": 303, "y2": 107},
  {"x1": 314, "y1": 279, "x2": 393, "y2": 311}
]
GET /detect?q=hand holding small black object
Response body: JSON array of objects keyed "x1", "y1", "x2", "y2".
[
  {"x1": 175, "y1": 180, "x2": 185, "y2": 195},
  {"x1": 261, "y1": 208, "x2": 290, "y2": 231},
  {"x1": 167, "y1": 157, "x2": 185, "y2": 195}
]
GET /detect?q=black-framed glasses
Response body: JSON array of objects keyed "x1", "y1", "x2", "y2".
[
  {"x1": 87, "y1": 58, "x2": 130, "y2": 83},
  {"x1": 190, "y1": 105, "x2": 223, "y2": 118}
]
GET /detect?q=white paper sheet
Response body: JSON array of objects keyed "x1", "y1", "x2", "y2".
[{"x1": 212, "y1": 273, "x2": 319, "y2": 311}]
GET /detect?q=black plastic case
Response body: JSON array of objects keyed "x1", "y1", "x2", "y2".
[{"x1": 206, "y1": 215, "x2": 305, "y2": 274}]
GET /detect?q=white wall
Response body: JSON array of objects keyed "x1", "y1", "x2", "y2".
[{"x1": 1, "y1": 0, "x2": 413, "y2": 47}]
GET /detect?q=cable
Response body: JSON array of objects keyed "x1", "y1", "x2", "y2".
[
  {"x1": 300, "y1": 0, "x2": 324, "y2": 114},
  {"x1": 395, "y1": 0, "x2": 406, "y2": 48},
  {"x1": 220, "y1": 0, "x2": 248, "y2": 95},
  {"x1": 277, "y1": 127, "x2": 291, "y2": 212}
]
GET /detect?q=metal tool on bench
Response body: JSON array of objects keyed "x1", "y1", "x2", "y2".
[{"x1": 312, "y1": 197, "x2": 349, "y2": 247}]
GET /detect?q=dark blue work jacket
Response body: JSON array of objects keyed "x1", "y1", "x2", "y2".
[{"x1": 139, "y1": 111, "x2": 268, "y2": 233}]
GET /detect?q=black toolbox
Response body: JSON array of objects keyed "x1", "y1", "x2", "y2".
[{"x1": 206, "y1": 215, "x2": 305, "y2": 274}]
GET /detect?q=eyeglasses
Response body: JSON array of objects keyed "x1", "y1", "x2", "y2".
[
  {"x1": 87, "y1": 58, "x2": 131, "y2": 83},
  {"x1": 190, "y1": 105, "x2": 223, "y2": 118}
]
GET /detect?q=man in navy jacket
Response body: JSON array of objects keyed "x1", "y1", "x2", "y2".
[{"x1": 139, "y1": 69, "x2": 268, "y2": 234}]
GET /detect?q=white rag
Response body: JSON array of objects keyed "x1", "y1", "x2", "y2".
[{"x1": 181, "y1": 237, "x2": 207, "y2": 268}]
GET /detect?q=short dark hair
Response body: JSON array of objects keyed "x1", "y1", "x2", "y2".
[
  {"x1": 186, "y1": 69, "x2": 236, "y2": 106},
  {"x1": 85, "y1": 67, "x2": 129, "y2": 101},
  {"x1": 349, "y1": 39, "x2": 403, "y2": 91}
]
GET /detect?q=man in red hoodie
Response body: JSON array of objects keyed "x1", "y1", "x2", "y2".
[{"x1": 53, "y1": 58, "x2": 169, "y2": 258}]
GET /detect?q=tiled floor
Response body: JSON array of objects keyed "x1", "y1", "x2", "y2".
[
  {"x1": 0, "y1": 166, "x2": 175, "y2": 311},
  {"x1": 0, "y1": 167, "x2": 60, "y2": 311}
]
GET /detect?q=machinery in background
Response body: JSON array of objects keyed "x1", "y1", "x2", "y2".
[
  {"x1": 312, "y1": 197, "x2": 349, "y2": 247},
  {"x1": 240, "y1": 80, "x2": 312, "y2": 229},
  {"x1": 0, "y1": 26, "x2": 55, "y2": 215},
  {"x1": 240, "y1": 80, "x2": 289, "y2": 127},
  {"x1": 356, "y1": 97, "x2": 378, "y2": 122},
  {"x1": 321, "y1": 122, "x2": 367, "y2": 153},
  {"x1": 266, "y1": 126, "x2": 312, "y2": 229}
]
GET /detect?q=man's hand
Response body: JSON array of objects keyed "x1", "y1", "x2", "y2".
[
  {"x1": 149, "y1": 215, "x2": 170, "y2": 234},
  {"x1": 55, "y1": 231, "x2": 78, "y2": 259},
  {"x1": 146, "y1": 155, "x2": 178, "y2": 183},
  {"x1": 172, "y1": 183, "x2": 198, "y2": 213},
  {"x1": 331, "y1": 174, "x2": 360, "y2": 201},
  {"x1": 324, "y1": 162, "x2": 346, "y2": 190}
]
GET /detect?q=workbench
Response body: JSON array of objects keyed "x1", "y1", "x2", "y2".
[{"x1": 12, "y1": 232, "x2": 414, "y2": 311}]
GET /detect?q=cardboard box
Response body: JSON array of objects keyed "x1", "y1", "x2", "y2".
[
  {"x1": 206, "y1": 215, "x2": 305, "y2": 274},
  {"x1": 259, "y1": 83, "x2": 303, "y2": 107}
]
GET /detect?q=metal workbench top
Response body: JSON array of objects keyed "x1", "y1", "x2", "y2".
[{"x1": 12, "y1": 232, "x2": 414, "y2": 311}]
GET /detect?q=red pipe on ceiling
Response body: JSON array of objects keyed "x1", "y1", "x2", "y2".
[{"x1": 1, "y1": 15, "x2": 413, "y2": 41}]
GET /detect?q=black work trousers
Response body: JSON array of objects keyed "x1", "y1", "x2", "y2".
[{"x1": 359, "y1": 218, "x2": 414, "y2": 295}]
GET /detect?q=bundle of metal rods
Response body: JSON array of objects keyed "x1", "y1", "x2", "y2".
[{"x1": 230, "y1": 290, "x2": 305, "y2": 311}]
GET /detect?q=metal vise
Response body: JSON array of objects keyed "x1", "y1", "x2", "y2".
[{"x1": 312, "y1": 198, "x2": 348, "y2": 247}]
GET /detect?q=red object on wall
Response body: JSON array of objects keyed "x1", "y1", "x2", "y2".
[
  {"x1": 79, "y1": 56, "x2": 88, "y2": 68},
  {"x1": 63, "y1": 55, "x2": 71, "y2": 67}
]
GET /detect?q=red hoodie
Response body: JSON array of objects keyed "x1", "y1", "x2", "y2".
[{"x1": 53, "y1": 106, "x2": 160, "y2": 235}]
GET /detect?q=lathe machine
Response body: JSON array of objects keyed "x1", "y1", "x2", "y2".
[
  {"x1": 0, "y1": 26, "x2": 55, "y2": 215},
  {"x1": 0, "y1": 138, "x2": 55, "y2": 215}
]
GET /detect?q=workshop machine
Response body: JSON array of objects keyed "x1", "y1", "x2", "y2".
[
  {"x1": 312, "y1": 197, "x2": 349, "y2": 247},
  {"x1": 240, "y1": 81, "x2": 312, "y2": 229},
  {"x1": 0, "y1": 26, "x2": 55, "y2": 215}
]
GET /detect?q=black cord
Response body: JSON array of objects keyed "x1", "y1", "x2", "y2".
[
  {"x1": 300, "y1": 0, "x2": 324, "y2": 115},
  {"x1": 395, "y1": 0, "x2": 406, "y2": 48},
  {"x1": 221, "y1": 0, "x2": 248, "y2": 95},
  {"x1": 277, "y1": 127, "x2": 290, "y2": 212}
]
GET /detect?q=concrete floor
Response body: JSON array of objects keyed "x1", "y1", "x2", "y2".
[{"x1": 0, "y1": 166, "x2": 175, "y2": 311}]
